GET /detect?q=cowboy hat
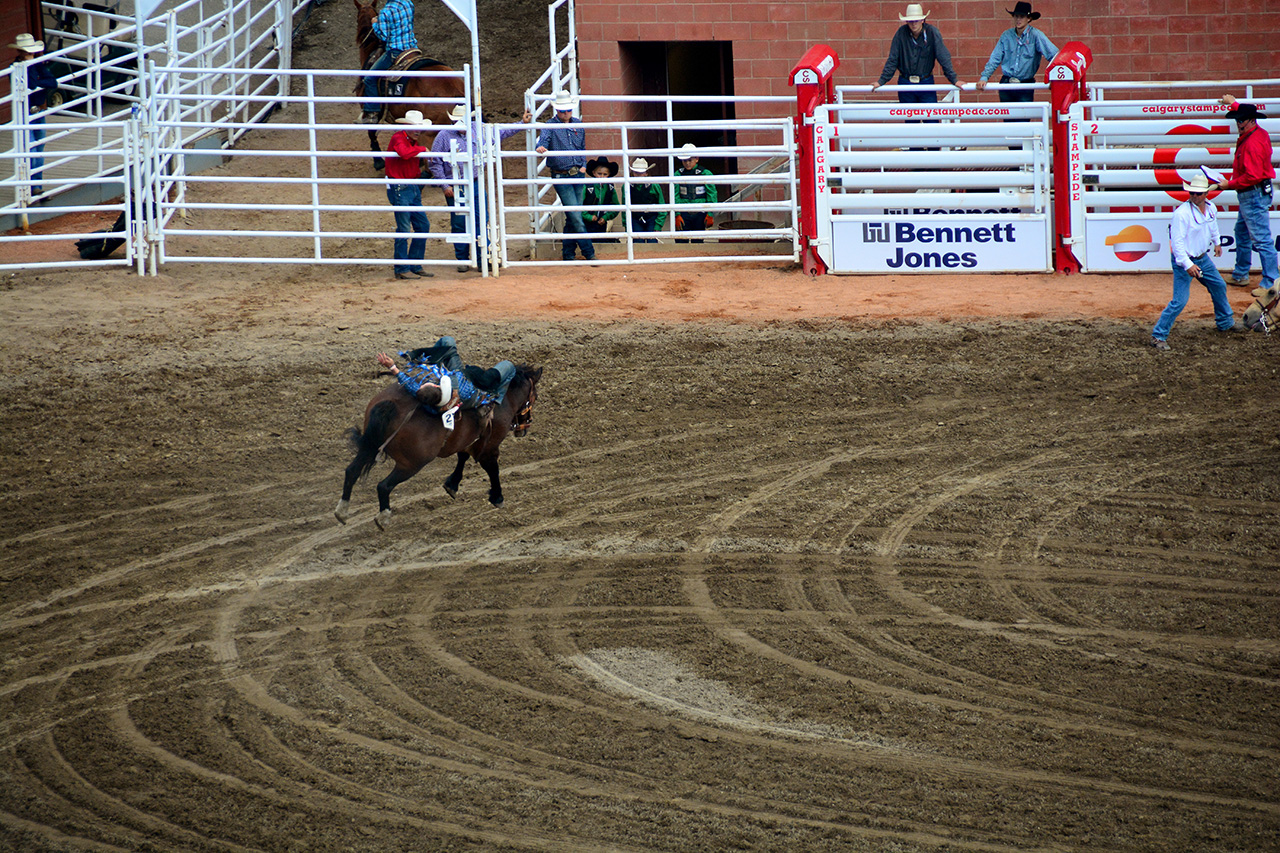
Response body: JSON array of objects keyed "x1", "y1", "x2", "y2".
[
  {"x1": 447, "y1": 103, "x2": 467, "y2": 123},
  {"x1": 394, "y1": 110, "x2": 433, "y2": 126},
  {"x1": 678, "y1": 143, "x2": 699, "y2": 159},
  {"x1": 551, "y1": 90, "x2": 577, "y2": 111},
  {"x1": 630, "y1": 157, "x2": 652, "y2": 173},
  {"x1": 1006, "y1": 2, "x2": 1041, "y2": 19},
  {"x1": 1225, "y1": 102, "x2": 1267, "y2": 121},
  {"x1": 10, "y1": 33, "x2": 45, "y2": 53},
  {"x1": 586, "y1": 156, "x2": 618, "y2": 177},
  {"x1": 899, "y1": 4, "x2": 928, "y2": 21},
  {"x1": 1182, "y1": 174, "x2": 1212, "y2": 194}
]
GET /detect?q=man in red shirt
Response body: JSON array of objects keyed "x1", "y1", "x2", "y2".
[
  {"x1": 385, "y1": 110, "x2": 435, "y2": 279},
  {"x1": 1212, "y1": 100, "x2": 1276, "y2": 289}
]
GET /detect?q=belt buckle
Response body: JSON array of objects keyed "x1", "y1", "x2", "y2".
[{"x1": 908, "y1": 76, "x2": 921, "y2": 83}]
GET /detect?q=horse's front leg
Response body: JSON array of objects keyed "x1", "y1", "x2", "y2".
[
  {"x1": 369, "y1": 129, "x2": 384, "y2": 172},
  {"x1": 375, "y1": 463, "x2": 420, "y2": 529},
  {"x1": 443, "y1": 451, "x2": 468, "y2": 498},
  {"x1": 475, "y1": 450, "x2": 504, "y2": 507}
]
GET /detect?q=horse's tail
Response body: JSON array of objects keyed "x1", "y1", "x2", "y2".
[{"x1": 345, "y1": 399, "x2": 398, "y2": 481}]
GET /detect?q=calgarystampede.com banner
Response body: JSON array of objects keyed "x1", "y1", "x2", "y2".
[
  {"x1": 888, "y1": 106, "x2": 1014, "y2": 118},
  {"x1": 1139, "y1": 104, "x2": 1233, "y2": 114}
]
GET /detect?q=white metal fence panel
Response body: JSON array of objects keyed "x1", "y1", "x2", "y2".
[
  {"x1": 151, "y1": 66, "x2": 477, "y2": 274},
  {"x1": 813, "y1": 100, "x2": 1052, "y2": 273},
  {"x1": 1065, "y1": 96, "x2": 1280, "y2": 273},
  {"x1": 503, "y1": 94, "x2": 798, "y2": 267}
]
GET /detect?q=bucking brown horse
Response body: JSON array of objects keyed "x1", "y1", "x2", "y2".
[{"x1": 335, "y1": 363, "x2": 542, "y2": 529}]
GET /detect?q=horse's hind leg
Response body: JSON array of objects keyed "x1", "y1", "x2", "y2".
[
  {"x1": 334, "y1": 458, "x2": 364, "y2": 523},
  {"x1": 443, "y1": 452, "x2": 468, "y2": 499},
  {"x1": 369, "y1": 129, "x2": 384, "y2": 172},
  {"x1": 375, "y1": 464, "x2": 419, "y2": 529}
]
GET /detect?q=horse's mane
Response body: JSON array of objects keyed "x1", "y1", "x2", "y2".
[{"x1": 510, "y1": 364, "x2": 540, "y2": 392}]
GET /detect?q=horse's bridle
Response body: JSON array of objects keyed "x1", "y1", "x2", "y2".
[{"x1": 512, "y1": 384, "x2": 536, "y2": 436}]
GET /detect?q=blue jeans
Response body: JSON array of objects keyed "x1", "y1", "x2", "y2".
[
  {"x1": 27, "y1": 117, "x2": 45, "y2": 195},
  {"x1": 1152, "y1": 252, "x2": 1235, "y2": 340},
  {"x1": 630, "y1": 212, "x2": 661, "y2": 243},
  {"x1": 387, "y1": 183, "x2": 429, "y2": 273},
  {"x1": 551, "y1": 170, "x2": 593, "y2": 260},
  {"x1": 446, "y1": 180, "x2": 485, "y2": 261},
  {"x1": 362, "y1": 51, "x2": 399, "y2": 112},
  {"x1": 1232, "y1": 185, "x2": 1278, "y2": 287}
]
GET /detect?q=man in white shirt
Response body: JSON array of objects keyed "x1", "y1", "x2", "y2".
[{"x1": 1150, "y1": 173, "x2": 1243, "y2": 350}]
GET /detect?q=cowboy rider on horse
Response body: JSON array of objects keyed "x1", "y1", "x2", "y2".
[{"x1": 376, "y1": 336, "x2": 515, "y2": 412}]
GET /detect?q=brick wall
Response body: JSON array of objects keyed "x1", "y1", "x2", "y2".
[{"x1": 574, "y1": 0, "x2": 1280, "y2": 119}]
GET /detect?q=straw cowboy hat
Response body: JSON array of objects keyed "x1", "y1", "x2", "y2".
[
  {"x1": 899, "y1": 4, "x2": 929, "y2": 21},
  {"x1": 394, "y1": 110, "x2": 433, "y2": 126},
  {"x1": 1225, "y1": 102, "x2": 1267, "y2": 122},
  {"x1": 678, "y1": 143, "x2": 699, "y2": 159},
  {"x1": 1182, "y1": 174, "x2": 1212, "y2": 194},
  {"x1": 447, "y1": 103, "x2": 467, "y2": 123},
  {"x1": 551, "y1": 90, "x2": 577, "y2": 111},
  {"x1": 1007, "y1": 2, "x2": 1041, "y2": 20},
  {"x1": 586, "y1": 156, "x2": 618, "y2": 177},
  {"x1": 10, "y1": 33, "x2": 45, "y2": 53},
  {"x1": 630, "y1": 157, "x2": 652, "y2": 173}
]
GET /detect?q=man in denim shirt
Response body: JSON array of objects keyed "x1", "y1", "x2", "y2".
[
  {"x1": 361, "y1": 0, "x2": 418, "y2": 122},
  {"x1": 535, "y1": 90, "x2": 595, "y2": 261},
  {"x1": 976, "y1": 3, "x2": 1057, "y2": 104}
]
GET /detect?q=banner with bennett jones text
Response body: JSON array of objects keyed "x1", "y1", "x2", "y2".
[
  {"x1": 830, "y1": 217, "x2": 1050, "y2": 273},
  {"x1": 1084, "y1": 213, "x2": 1280, "y2": 273}
]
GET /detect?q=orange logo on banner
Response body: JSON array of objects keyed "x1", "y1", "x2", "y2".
[
  {"x1": 1105, "y1": 225, "x2": 1161, "y2": 262},
  {"x1": 1153, "y1": 123, "x2": 1230, "y2": 202}
]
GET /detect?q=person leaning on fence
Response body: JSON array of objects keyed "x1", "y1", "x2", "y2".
[
  {"x1": 534, "y1": 90, "x2": 595, "y2": 261},
  {"x1": 1211, "y1": 99, "x2": 1277, "y2": 291},
  {"x1": 429, "y1": 103, "x2": 532, "y2": 272},
  {"x1": 1150, "y1": 174, "x2": 1244, "y2": 351},
  {"x1": 360, "y1": 0, "x2": 417, "y2": 123},
  {"x1": 871, "y1": 4, "x2": 964, "y2": 116},
  {"x1": 385, "y1": 110, "x2": 434, "y2": 280},
  {"x1": 582, "y1": 156, "x2": 620, "y2": 240},
  {"x1": 674, "y1": 143, "x2": 718, "y2": 243},
  {"x1": 976, "y1": 3, "x2": 1057, "y2": 103},
  {"x1": 627, "y1": 158, "x2": 667, "y2": 243},
  {"x1": 9, "y1": 33, "x2": 59, "y2": 197}
]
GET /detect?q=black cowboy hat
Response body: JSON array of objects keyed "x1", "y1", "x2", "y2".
[
  {"x1": 586, "y1": 156, "x2": 618, "y2": 177},
  {"x1": 1007, "y1": 1, "x2": 1041, "y2": 19},
  {"x1": 1226, "y1": 102, "x2": 1267, "y2": 121}
]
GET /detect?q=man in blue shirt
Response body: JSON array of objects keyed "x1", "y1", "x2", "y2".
[
  {"x1": 534, "y1": 90, "x2": 594, "y2": 261},
  {"x1": 429, "y1": 104, "x2": 531, "y2": 271},
  {"x1": 361, "y1": 0, "x2": 418, "y2": 122},
  {"x1": 9, "y1": 33, "x2": 59, "y2": 197},
  {"x1": 976, "y1": 2, "x2": 1057, "y2": 104}
]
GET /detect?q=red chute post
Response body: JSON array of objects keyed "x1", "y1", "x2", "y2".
[
  {"x1": 790, "y1": 45, "x2": 840, "y2": 276},
  {"x1": 1046, "y1": 42, "x2": 1093, "y2": 274}
]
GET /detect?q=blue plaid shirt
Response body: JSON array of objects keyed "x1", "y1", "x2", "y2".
[{"x1": 373, "y1": 0, "x2": 417, "y2": 53}]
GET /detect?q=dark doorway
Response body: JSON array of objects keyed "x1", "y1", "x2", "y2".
[{"x1": 618, "y1": 40, "x2": 736, "y2": 194}]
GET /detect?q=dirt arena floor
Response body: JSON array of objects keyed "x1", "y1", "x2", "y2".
[
  {"x1": 1, "y1": 256, "x2": 1279, "y2": 853},
  {"x1": 3, "y1": 3, "x2": 1280, "y2": 851}
]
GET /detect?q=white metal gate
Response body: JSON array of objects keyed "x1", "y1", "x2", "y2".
[{"x1": 811, "y1": 99, "x2": 1054, "y2": 274}]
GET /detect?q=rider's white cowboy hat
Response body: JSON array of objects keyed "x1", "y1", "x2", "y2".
[
  {"x1": 447, "y1": 103, "x2": 467, "y2": 123},
  {"x1": 551, "y1": 90, "x2": 577, "y2": 111},
  {"x1": 394, "y1": 110, "x2": 433, "y2": 126},
  {"x1": 678, "y1": 143, "x2": 698, "y2": 159},
  {"x1": 899, "y1": 4, "x2": 929, "y2": 21},
  {"x1": 1183, "y1": 174, "x2": 1212, "y2": 194},
  {"x1": 630, "y1": 157, "x2": 652, "y2": 173},
  {"x1": 10, "y1": 33, "x2": 45, "y2": 53}
]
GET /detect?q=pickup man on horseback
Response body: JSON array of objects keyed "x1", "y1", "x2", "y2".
[{"x1": 360, "y1": 0, "x2": 417, "y2": 123}]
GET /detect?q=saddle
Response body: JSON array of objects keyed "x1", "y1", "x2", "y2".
[
  {"x1": 1243, "y1": 283, "x2": 1280, "y2": 334},
  {"x1": 380, "y1": 54, "x2": 446, "y2": 98}
]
